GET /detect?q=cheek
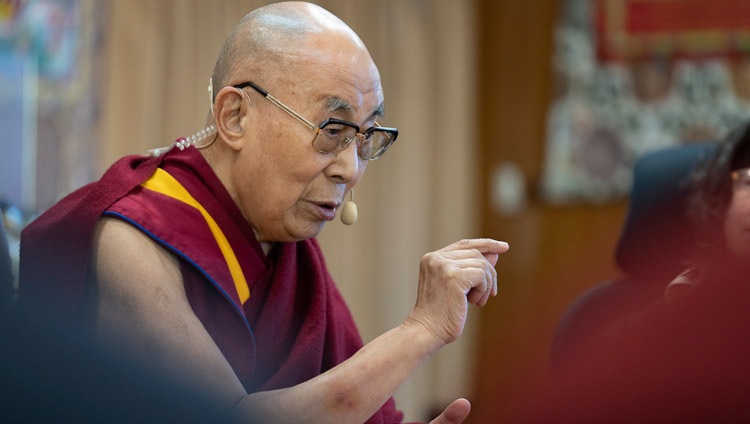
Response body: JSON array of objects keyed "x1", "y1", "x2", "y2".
[
  {"x1": 252, "y1": 128, "x2": 312, "y2": 180},
  {"x1": 724, "y1": 194, "x2": 750, "y2": 255},
  {"x1": 264, "y1": 125, "x2": 323, "y2": 171},
  {"x1": 353, "y1": 161, "x2": 368, "y2": 185}
]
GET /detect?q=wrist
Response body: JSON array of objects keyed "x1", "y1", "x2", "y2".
[{"x1": 401, "y1": 314, "x2": 447, "y2": 354}]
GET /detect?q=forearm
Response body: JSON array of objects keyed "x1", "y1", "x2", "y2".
[{"x1": 235, "y1": 320, "x2": 443, "y2": 423}]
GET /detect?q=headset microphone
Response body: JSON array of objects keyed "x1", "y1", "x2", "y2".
[{"x1": 340, "y1": 190, "x2": 358, "y2": 225}]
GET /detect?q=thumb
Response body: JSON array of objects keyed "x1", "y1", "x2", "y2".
[
  {"x1": 429, "y1": 398, "x2": 471, "y2": 424},
  {"x1": 483, "y1": 253, "x2": 499, "y2": 267}
]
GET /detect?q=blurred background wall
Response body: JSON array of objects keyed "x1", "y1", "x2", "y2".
[{"x1": 2, "y1": 0, "x2": 750, "y2": 422}]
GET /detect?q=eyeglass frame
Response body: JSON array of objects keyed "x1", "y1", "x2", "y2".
[
  {"x1": 731, "y1": 167, "x2": 750, "y2": 191},
  {"x1": 231, "y1": 81, "x2": 398, "y2": 161}
]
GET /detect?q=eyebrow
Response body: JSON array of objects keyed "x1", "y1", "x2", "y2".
[{"x1": 324, "y1": 96, "x2": 385, "y2": 121}]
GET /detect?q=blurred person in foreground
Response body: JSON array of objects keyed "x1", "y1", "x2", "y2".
[
  {"x1": 18, "y1": 2, "x2": 508, "y2": 423},
  {"x1": 511, "y1": 121, "x2": 750, "y2": 423}
]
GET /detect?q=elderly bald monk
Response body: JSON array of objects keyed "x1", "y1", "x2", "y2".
[{"x1": 19, "y1": 2, "x2": 508, "y2": 423}]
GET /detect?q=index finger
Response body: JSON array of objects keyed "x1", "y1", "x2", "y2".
[{"x1": 450, "y1": 238, "x2": 510, "y2": 255}]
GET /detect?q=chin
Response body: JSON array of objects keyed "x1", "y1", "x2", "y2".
[
  {"x1": 298, "y1": 224, "x2": 326, "y2": 240},
  {"x1": 282, "y1": 221, "x2": 326, "y2": 242},
  {"x1": 255, "y1": 217, "x2": 325, "y2": 243}
]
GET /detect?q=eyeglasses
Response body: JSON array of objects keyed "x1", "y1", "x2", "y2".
[
  {"x1": 232, "y1": 81, "x2": 398, "y2": 161},
  {"x1": 731, "y1": 168, "x2": 750, "y2": 192}
]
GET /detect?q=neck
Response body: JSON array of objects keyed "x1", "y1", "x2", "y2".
[{"x1": 251, "y1": 228, "x2": 273, "y2": 255}]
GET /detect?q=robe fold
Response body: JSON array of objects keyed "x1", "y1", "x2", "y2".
[{"x1": 20, "y1": 146, "x2": 404, "y2": 423}]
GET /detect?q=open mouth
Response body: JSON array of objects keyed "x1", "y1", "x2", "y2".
[
  {"x1": 310, "y1": 200, "x2": 339, "y2": 221},
  {"x1": 316, "y1": 201, "x2": 338, "y2": 212}
]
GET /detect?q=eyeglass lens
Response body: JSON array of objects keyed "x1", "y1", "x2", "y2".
[
  {"x1": 314, "y1": 122, "x2": 394, "y2": 160},
  {"x1": 733, "y1": 168, "x2": 750, "y2": 191}
]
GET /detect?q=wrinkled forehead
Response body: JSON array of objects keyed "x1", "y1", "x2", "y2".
[
  {"x1": 270, "y1": 32, "x2": 384, "y2": 117},
  {"x1": 308, "y1": 62, "x2": 384, "y2": 121}
]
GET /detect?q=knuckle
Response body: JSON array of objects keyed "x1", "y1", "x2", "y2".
[
  {"x1": 421, "y1": 251, "x2": 438, "y2": 264},
  {"x1": 451, "y1": 239, "x2": 474, "y2": 251}
]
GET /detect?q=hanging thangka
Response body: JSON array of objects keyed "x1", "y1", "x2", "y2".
[
  {"x1": 539, "y1": 0, "x2": 750, "y2": 203},
  {"x1": 0, "y1": 0, "x2": 105, "y2": 215}
]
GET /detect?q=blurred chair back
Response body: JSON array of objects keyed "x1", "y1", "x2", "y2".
[{"x1": 615, "y1": 142, "x2": 716, "y2": 280}]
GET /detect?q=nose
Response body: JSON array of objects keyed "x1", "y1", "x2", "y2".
[{"x1": 326, "y1": 136, "x2": 362, "y2": 184}]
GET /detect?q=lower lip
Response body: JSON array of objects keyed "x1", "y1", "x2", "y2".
[{"x1": 312, "y1": 203, "x2": 338, "y2": 221}]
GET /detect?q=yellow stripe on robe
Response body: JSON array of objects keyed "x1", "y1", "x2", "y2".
[{"x1": 141, "y1": 168, "x2": 250, "y2": 304}]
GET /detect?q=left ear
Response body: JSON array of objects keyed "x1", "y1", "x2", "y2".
[{"x1": 213, "y1": 86, "x2": 252, "y2": 151}]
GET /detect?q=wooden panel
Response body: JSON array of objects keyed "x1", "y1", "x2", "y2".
[
  {"x1": 469, "y1": 203, "x2": 627, "y2": 422},
  {"x1": 470, "y1": 1, "x2": 630, "y2": 422}
]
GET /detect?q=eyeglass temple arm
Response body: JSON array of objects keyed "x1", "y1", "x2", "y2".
[{"x1": 234, "y1": 81, "x2": 317, "y2": 131}]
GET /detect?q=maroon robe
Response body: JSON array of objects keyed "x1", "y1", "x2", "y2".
[{"x1": 20, "y1": 146, "x2": 404, "y2": 423}]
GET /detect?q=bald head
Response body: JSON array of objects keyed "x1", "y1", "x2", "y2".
[{"x1": 211, "y1": 2, "x2": 370, "y2": 99}]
